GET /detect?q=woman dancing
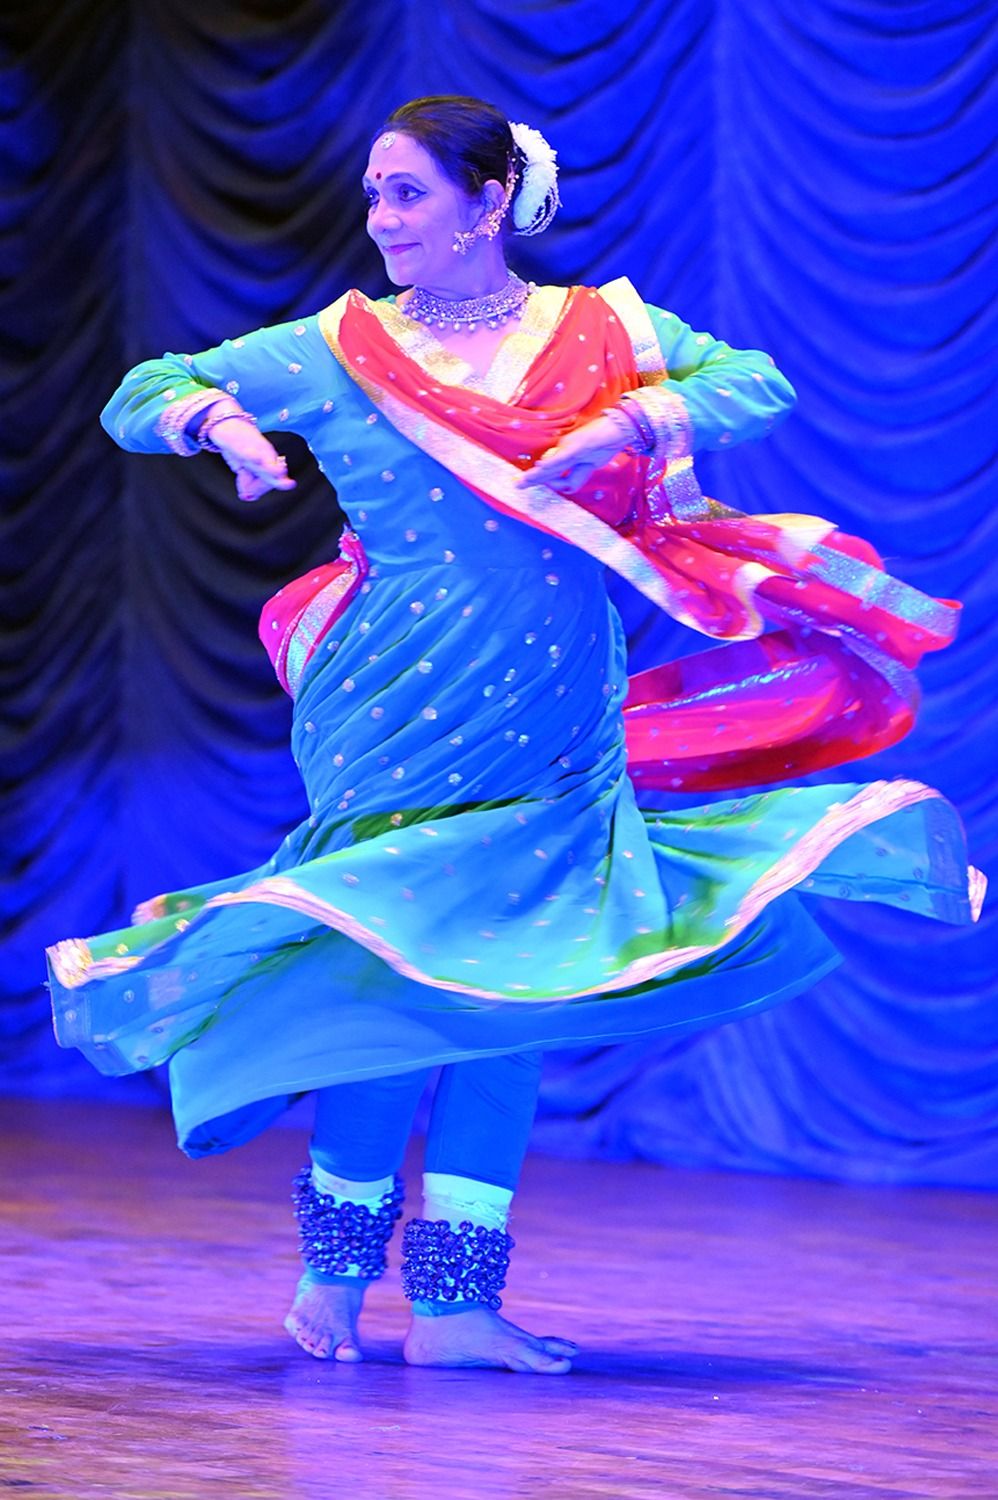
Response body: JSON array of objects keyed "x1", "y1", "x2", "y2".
[{"x1": 48, "y1": 96, "x2": 982, "y2": 1374}]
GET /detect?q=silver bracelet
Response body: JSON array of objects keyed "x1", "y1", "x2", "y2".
[
  {"x1": 155, "y1": 389, "x2": 225, "y2": 457},
  {"x1": 197, "y1": 408, "x2": 259, "y2": 453},
  {"x1": 626, "y1": 386, "x2": 694, "y2": 462},
  {"x1": 617, "y1": 395, "x2": 657, "y2": 455}
]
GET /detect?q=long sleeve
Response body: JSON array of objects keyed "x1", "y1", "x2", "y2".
[
  {"x1": 644, "y1": 304, "x2": 796, "y2": 454},
  {"x1": 100, "y1": 316, "x2": 339, "y2": 455}
]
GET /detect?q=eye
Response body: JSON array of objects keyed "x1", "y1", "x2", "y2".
[
  {"x1": 397, "y1": 184, "x2": 421, "y2": 203},
  {"x1": 363, "y1": 188, "x2": 378, "y2": 209}
]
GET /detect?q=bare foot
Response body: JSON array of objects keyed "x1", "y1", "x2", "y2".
[
  {"x1": 403, "y1": 1305, "x2": 577, "y2": 1374},
  {"x1": 284, "y1": 1271, "x2": 367, "y2": 1362}
]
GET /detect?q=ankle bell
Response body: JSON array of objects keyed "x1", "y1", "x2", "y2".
[
  {"x1": 400, "y1": 1217, "x2": 514, "y2": 1311},
  {"x1": 291, "y1": 1166, "x2": 404, "y2": 1280}
]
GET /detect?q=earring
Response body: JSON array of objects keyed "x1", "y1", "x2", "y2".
[{"x1": 452, "y1": 201, "x2": 507, "y2": 255}]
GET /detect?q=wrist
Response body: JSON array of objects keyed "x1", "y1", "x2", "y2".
[
  {"x1": 196, "y1": 404, "x2": 259, "y2": 453},
  {"x1": 586, "y1": 407, "x2": 632, "y2": 452},
  {"x1": 621, "y1": 387, "x2": 692, "y2": 462},
  {"x1": 614, "y1": 396, "x2": 656, "y2": 456},
  {"x1": 155, "y1": 388, "x2": 226, "y2": 457}
]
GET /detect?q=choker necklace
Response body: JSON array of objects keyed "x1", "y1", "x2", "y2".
[{"x1": 405, "y1": 271, "x2": 532, "y2": 331}]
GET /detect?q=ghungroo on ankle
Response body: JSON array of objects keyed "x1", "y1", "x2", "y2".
[
  {"x1": 291, "y1": 1167, "x2": 404, "y2": 1280},
  {"x1": 400, "y1": 1218, "x2": 514, "y2": 1311}
]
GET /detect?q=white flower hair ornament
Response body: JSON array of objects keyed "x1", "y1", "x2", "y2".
[{"x1": 508, "y1": 121, "x2": 560, "y2": 236}]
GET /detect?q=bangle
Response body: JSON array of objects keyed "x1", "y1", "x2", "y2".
[
  {"x1": 616, "y1": 395, "x2": 657, "y2": 456},
  {"x1": 600, "y1": 406, "x2": 640, "y2": 452},
  {"x1": 197, "y1": 408, "x2": 259, "y2": 453},
  {"x1": 625, "y1": 386, "x2": 693, "y2": 462},
  {"x1": 155, "y1": 388, "x2": 226, "y2": 457}
]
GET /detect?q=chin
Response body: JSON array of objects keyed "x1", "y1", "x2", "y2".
[{"x1": 381, "y1": 251, "x2": 422, "y2": 288}]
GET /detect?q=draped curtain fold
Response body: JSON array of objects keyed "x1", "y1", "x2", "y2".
[{"x1": 2, "y1": 0, "x2": 995, "y2": 1183}]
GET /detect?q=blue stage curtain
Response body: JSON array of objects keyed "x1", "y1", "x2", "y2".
[{"x1": 1, "y1": 0, "x2": 995, "y2": 1182}]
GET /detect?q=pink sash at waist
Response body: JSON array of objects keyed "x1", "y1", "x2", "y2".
[{"x1": 258, "y1": 529, "x2": 368, "y2": 698}]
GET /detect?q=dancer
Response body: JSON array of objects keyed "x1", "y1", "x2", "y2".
[{"x1": 48, "y1": 96, "x2": 981, "y2": 1373}]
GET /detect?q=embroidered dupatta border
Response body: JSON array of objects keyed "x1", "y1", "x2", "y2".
[
  {"x1": 597, "y1": 277, "x2": 668, "y2": 382},
  {"x1": 316, "y1": 288, "x2": 747, "y2": 635},
  {"x1": 369, "y1": 284, "x2": 571, "y2": 403}
]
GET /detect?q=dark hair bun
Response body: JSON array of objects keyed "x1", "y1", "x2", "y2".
[{"x1": 379, "y1": 96, "x2": 519, "y2": 202}]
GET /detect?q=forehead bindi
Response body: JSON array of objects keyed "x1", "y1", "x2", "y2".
[{"x1": 363, "y1": 133, "x2": 441, "y2": 187}]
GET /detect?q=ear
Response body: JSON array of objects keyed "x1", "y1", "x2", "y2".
[{"x1": 480, "y1": 178, "x2": 506, "y2": 217}]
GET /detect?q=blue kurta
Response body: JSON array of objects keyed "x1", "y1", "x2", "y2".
[{"x1": 46, "y1": 288, "x2": 977, "y2": 1156}]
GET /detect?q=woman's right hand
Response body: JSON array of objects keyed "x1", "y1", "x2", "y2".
[
  {"x1": 516, "y1": 410, "x2": 633, "y2": 495},
  {"x1": 209, "y1": 417, "x2": 297, "y2": 502}
]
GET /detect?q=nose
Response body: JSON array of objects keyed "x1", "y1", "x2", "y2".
[{"x1": 368, "y1": 197, "x2": 401, "y2": 238}]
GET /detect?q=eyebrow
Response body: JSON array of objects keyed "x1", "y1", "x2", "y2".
[{"x1": 361, "y1": 171, "x2": 427, "y2": 188}]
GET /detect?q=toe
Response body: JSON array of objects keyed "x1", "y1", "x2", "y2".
[
  {"x1": 513, "y1": 1346, "x2": 572, "y2": 1375},
  {"x1": 540, "y1": 1336, "x2": 579, "y2": 1356},
  {"x1": 288, "y1": 1318, "x2": 333, "y2": 1359},
  {"x1": 334, "y1": 1338, "x2": 364, "y2": 1363}
]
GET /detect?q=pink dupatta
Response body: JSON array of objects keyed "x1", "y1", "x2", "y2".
[{"x1": 262, "y1": 281, "x2": 958, "y2": 790}]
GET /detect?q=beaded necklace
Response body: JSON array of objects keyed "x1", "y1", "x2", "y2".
[{"x1": 405, "y1": 271, "x2": 532, "y2": 332}]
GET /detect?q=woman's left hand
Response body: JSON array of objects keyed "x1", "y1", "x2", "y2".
[{"x1": 517, "y1": 411, "x2": 631, "y2": 494}]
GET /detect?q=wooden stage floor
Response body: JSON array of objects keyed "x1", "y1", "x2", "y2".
[{"x1": 1, "y1": 1096, "x2": 995, "y2": 1499}]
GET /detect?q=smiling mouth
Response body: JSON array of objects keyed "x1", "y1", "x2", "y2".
[{"x1": 383, "y1": 243, "x2": 418, "y2": 255}]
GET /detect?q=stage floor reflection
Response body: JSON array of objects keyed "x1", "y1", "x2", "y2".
[{"x1": 2, "y1": 1095, "x2": 995, "y2": 1498}]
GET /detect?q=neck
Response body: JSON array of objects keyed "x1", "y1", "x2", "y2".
[{"x1": 411, "y1": 249, "x2": 510, "y2": 303}]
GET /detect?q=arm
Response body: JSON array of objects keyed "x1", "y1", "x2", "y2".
[
  {"x1": 523, "y1": 294, "x2": 795, "y2": 498},
  {"x1": 633, "y1": 304, "x2": 797, "y2": 458},
  {"x1": 101, "y1": 316, "x2": 331, "y2": 456}
]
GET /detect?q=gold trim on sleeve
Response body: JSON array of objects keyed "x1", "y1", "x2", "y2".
[
  {"x1": 154, "y1": 388, "x2": 226, "y2": 456},
  {"x1": 627, "y1": 384, "x2": 693, "y2": 460}
]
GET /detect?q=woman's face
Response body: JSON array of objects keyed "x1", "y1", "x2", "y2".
[{"x1": 363, "y1": 132, "x2": 488, "y2": 290}]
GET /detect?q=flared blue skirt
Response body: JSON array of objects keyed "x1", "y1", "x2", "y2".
[{"x1": 48, "y1": 538, "x2": 977, "y2": 1155}]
